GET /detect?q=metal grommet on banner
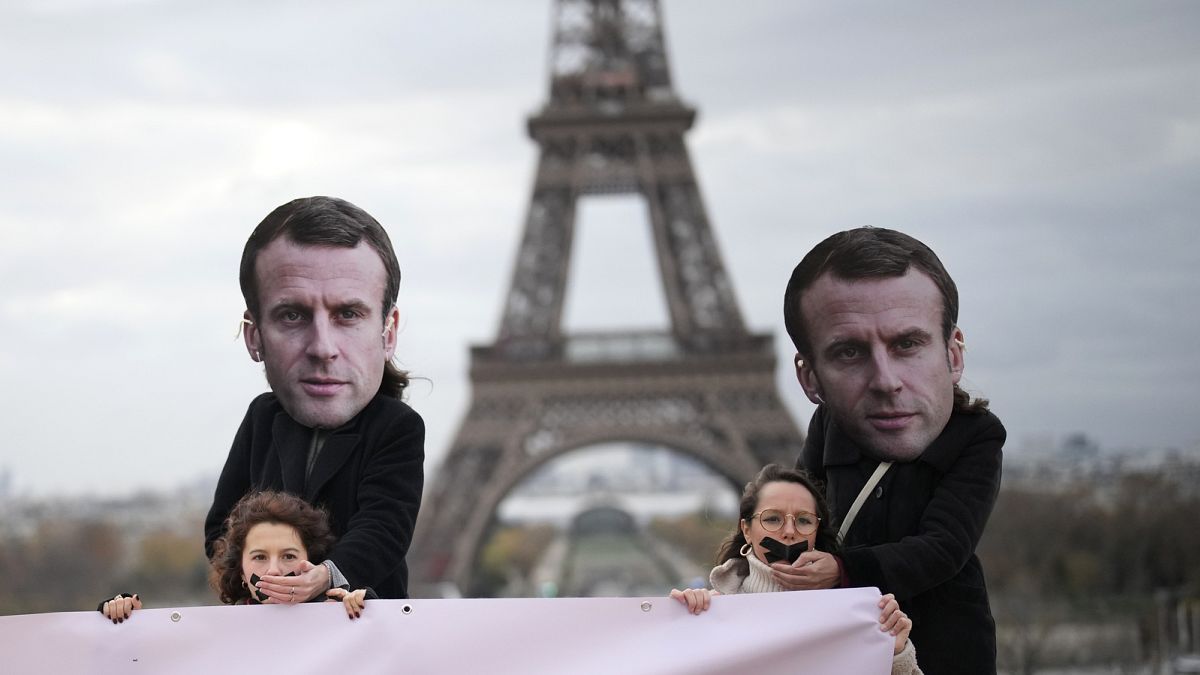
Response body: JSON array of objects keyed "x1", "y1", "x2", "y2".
[
  {"x1": 402, "y1": 604, "x2": 413, "y2": 615},
  {"x1": 640, "y1": 601, "x2": 652, "y2": 612},
  {"x1": 170, "y1": 611, "x2": 182, "y2": 623}
]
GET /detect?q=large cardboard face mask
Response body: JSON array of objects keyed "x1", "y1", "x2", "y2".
[
  {"x1": 248, "y1": 571, "x2": 298, "y2": 603},
  {"x1": 759, "y1": 537, "x2": 809, "y2": 564}
]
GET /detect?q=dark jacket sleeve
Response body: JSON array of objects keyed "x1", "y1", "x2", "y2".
[
  {"x1": 797, "y1": 406, "x2": 827, "y2": 481},
  {"x1": 204, "y1": 398, "x2": 260, "y2": 560},
  {"x1": 839, "y1": 414, "x2": 1005, "y2": 599},
  {"x1": 326, "y1": 406, "x2": 424, "y2": 590}
]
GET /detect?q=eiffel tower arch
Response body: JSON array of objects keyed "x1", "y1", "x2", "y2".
[{"x1": 409, "y1": 0, "x2": 803, "y2": 594}]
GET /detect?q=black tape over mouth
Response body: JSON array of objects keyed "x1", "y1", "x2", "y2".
[
  {"x1": 759, "y1": 537, "x2": 809, "y2": 564},
  {"x1": 248, "y1": 571, "x2": 298, "y2": 603}
]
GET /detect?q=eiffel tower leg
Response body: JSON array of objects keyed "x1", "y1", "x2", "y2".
[
  {"x1": 497, "y1": 181, "x2": 577, "y2": 355},
  {"x1": 648, "y1": 178, "x2": 745, "y2": 343}
]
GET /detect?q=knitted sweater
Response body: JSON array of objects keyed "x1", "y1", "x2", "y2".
[{"x1": 709, "y1": 554, "x2": 922, "y2": 675}]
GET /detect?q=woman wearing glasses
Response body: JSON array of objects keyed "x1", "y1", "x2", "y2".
[{"x1": 670, "y1": 464, "x2": 921, "y2": 674}]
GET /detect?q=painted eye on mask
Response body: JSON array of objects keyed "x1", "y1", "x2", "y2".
[
  {"x1": 759, "y1": 537, "x2": 809, "y2": 564},
  {"x1": 248, "y1": 571, "x2": 299, "y2": 603}
]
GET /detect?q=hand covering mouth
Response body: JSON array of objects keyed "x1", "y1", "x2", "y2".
[{"x1": 249, "y1": 571, "x2": 298, "y2": 603}]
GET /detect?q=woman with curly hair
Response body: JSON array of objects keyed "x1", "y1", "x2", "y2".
[
  {"x1": 99, "y1": 491, "x2": 372, "y2": 622},
  {"x1": 669, "y1": 464, "x2": 921, "y2": 674}
]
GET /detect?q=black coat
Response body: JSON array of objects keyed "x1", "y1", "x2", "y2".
[
  {"x1": 205, "y1": 392, "x2": 424, "y2": 599},
  {"x1": 800, "y1": 406, "x2": 1005, "y2": 675}
]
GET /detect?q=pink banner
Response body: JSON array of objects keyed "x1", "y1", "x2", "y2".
[{"x1": 0, "y1": 588, "x2": 892, "y2": 674}]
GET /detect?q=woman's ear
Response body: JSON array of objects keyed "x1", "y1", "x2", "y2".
[{"x1": 795, "y1": 354, "x2": 826, "y2": 405}]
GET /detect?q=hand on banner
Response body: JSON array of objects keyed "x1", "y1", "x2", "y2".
[
  {"x1": 100, "y1": 593, "x2": 142, "y2": 623},
  {"x1": 877, "y1": 593, "x2": 912, "y2": 655},
  {"x1": 326, "y1": 588, "x2": 368, "y2": 619},
  {"x1": 256, "y1": 560, "x2": 329, "y2": 603},
  {"x1": 669, "y1": 588, "x2": 719, "y2": 615},
  {"x1": 771, "y1": 550, "x2": 839, "y2": 591}
]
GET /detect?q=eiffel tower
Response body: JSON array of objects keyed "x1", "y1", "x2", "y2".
[{"x1": 409, "y1": 0, "x2": 803, "y2": 595}]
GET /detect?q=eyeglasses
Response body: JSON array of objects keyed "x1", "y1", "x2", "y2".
[{"x1": 749, "y1": 509, "x2": 820, "y2": 535}]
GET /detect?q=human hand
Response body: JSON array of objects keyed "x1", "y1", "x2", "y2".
[
  {"x1": 771, "y1": 550, "x2": 839, "y2": 590},
  {"x1": 669, "y1": 588, "x2": 717, "y2": 614},
  {"x1": 877, "y1": 593, "x2": 912, "y2": 655},
  {"x1": 326, "y1": 587, "x2": 368, "y2": 619},
  {"x1": 100, "y1": 594, "x2": 142, "y2": 624},
  {"x1": 256, "y1": 560, "x2": 328, "y2": 604}
]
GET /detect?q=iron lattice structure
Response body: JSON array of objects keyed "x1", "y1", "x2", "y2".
[{"x1": 409, "y1": 0, "x2": 803, "y2": 595}]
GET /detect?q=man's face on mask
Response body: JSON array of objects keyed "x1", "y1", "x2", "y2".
[
  {"x1": 795, "y1": 270, "x2": 963, "y2": 461},
  {"x1": 243, "y1": 239, "x2": 398, "y2": 430}
]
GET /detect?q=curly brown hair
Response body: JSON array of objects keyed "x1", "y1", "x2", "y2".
[
  {"x1": 715, "y1": 464, "x2": 841, "y2": 577},
  {"x1": 208, "y1": 491, "x2": 335, "y2": 604}
]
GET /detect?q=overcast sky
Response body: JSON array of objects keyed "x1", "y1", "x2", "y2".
[{"x1": 1, "y1": 1, "x2": 1197, "y2": 497}]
